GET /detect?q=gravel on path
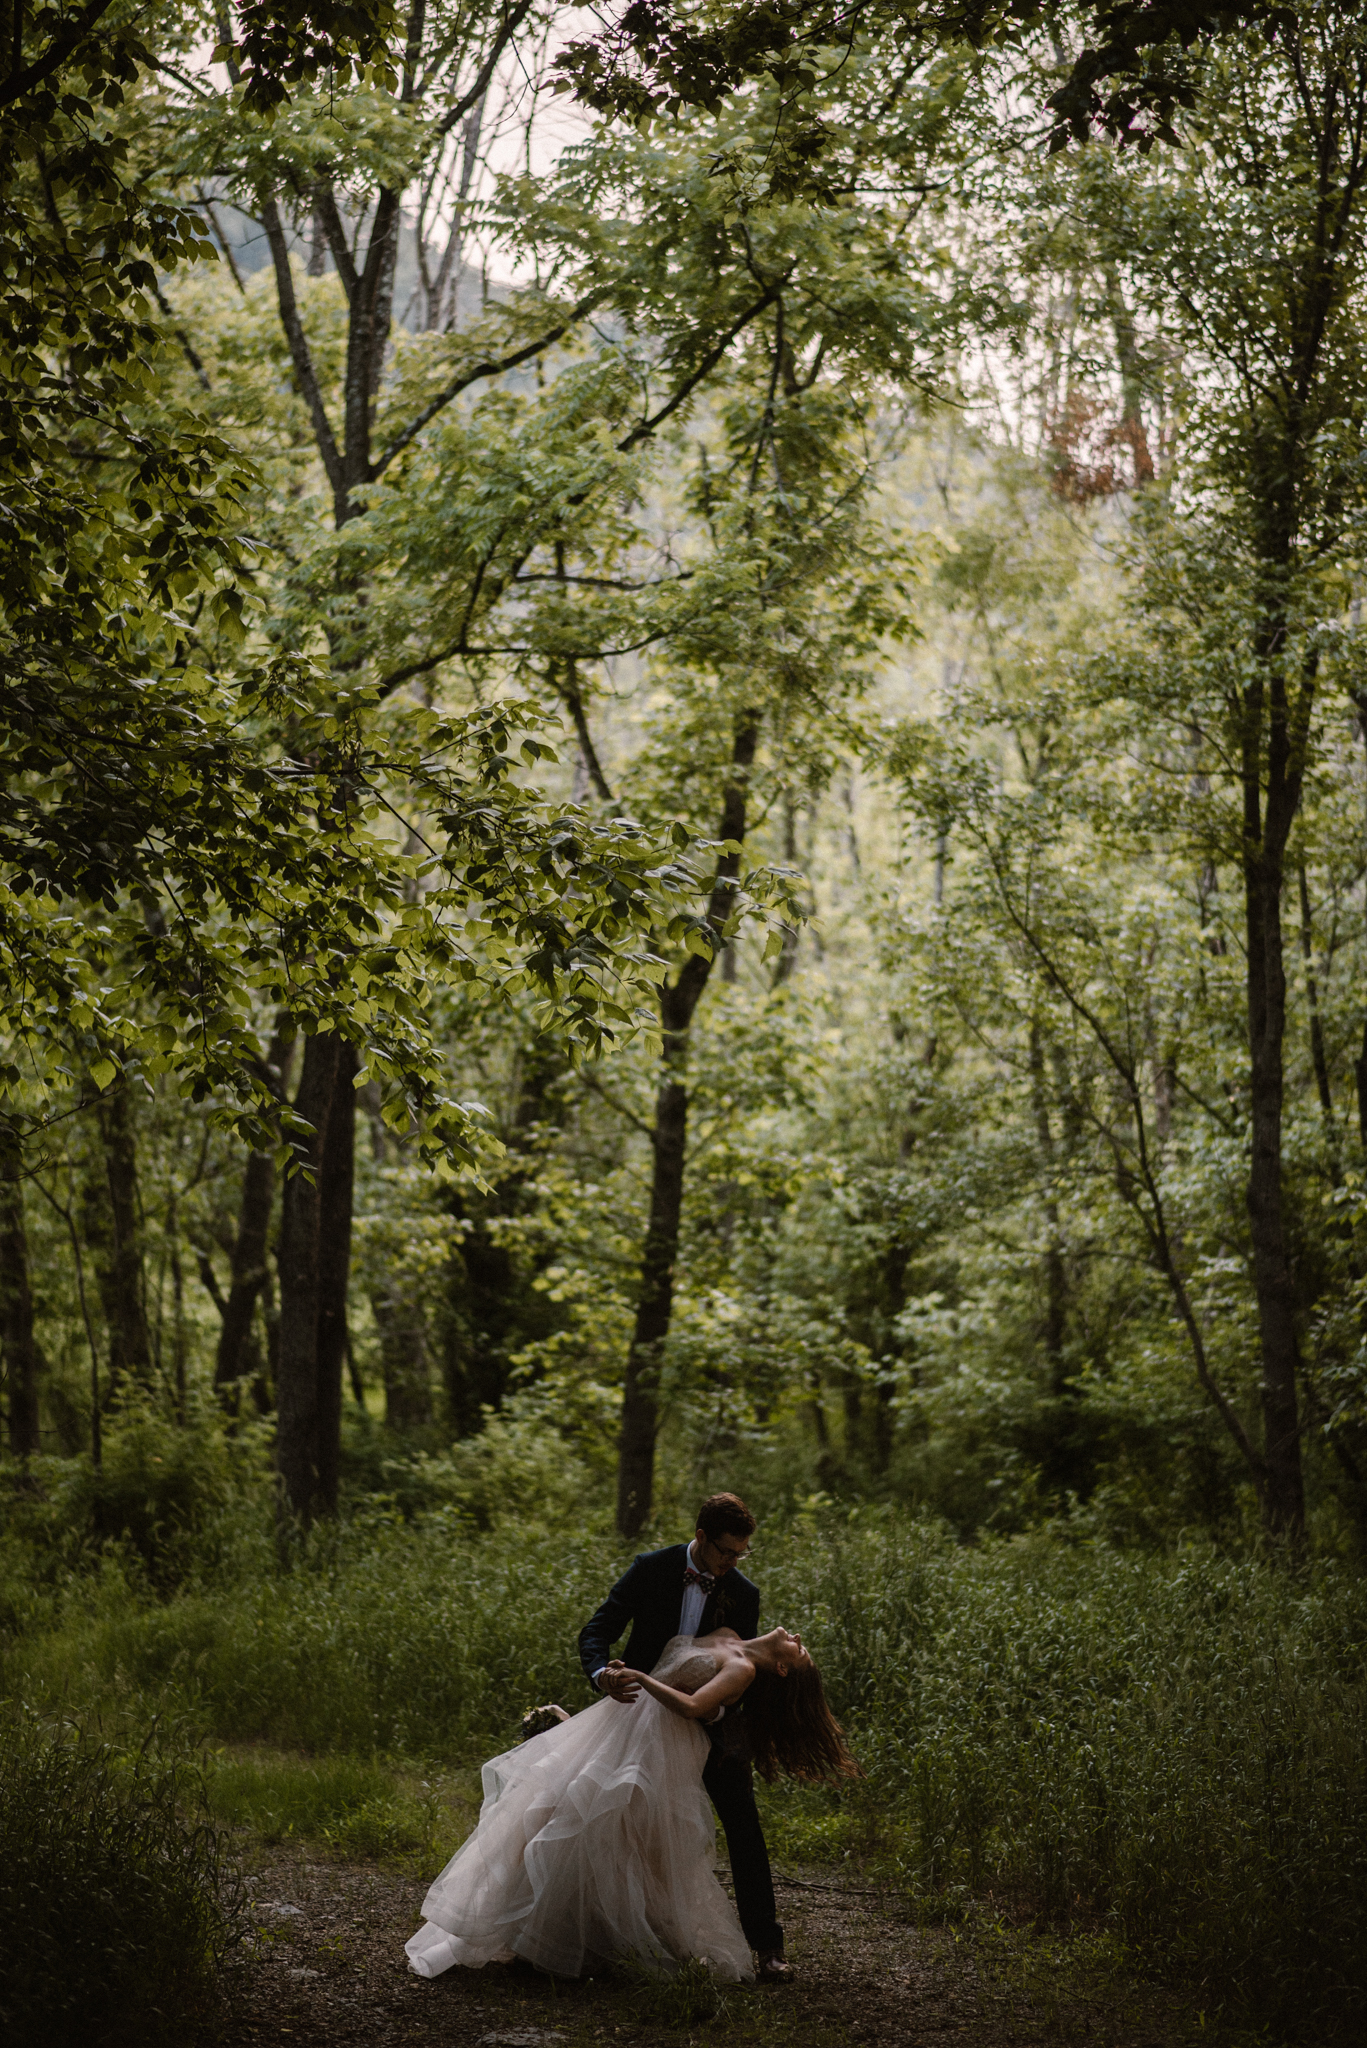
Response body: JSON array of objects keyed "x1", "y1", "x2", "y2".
[{"x1": 226, "y1": 1855, "x2": 1200, "y2": 2048}]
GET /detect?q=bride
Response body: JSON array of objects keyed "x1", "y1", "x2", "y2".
[{"x1": 405, "y1": 1625, "x2": 857, "y2": 1982}]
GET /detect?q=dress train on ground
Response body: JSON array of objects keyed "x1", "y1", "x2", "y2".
[{"x1": 404, "y1": 1639, "x2": 753, "y2": 1982}]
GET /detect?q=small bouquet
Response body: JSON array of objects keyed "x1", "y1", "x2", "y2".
[{"x1": 520, "y1": 1703, "x2": 570, "y2": 1741}]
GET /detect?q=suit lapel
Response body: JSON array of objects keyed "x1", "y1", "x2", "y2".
[
  {"x1": 701, "y1": 1567, "x2": 754, "y2": 1637},
  {"x1": 668, "y1": 1543, "x2": 690, "y2": 1637}
]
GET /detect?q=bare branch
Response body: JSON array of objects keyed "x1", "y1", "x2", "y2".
[{"x1": 617, "y1": 282, "x2": 788, "y2": 453}]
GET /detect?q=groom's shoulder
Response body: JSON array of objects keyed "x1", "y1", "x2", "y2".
[{"x1": 630, "y1": 1542, "x2": 687, "y2": 1573}]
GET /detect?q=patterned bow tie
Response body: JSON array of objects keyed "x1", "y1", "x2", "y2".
[{"x1": 683, "y1": 1565, "x2": 717, "y2": 1596}]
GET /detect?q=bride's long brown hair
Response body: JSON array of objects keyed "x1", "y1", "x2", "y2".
[{"x1": 743, "y1": 1662, "x2": 860, "y2": 1784}]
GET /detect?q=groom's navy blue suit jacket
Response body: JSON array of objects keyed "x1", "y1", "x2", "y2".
[{"x1": 577, "y1": 1543, "x2": 761, "y2": 1692}]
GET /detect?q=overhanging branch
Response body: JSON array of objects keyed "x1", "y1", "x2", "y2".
[{"x1": 370, "y1": 289, "x2": 612, "y2": 480}]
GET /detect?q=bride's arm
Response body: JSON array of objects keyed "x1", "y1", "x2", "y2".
[{"x1": 618, "y1": 1662, "x2": 753, "y2": 1721}]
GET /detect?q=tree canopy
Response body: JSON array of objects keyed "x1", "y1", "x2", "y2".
[{"x1": 3, "y1": 0, "x2": 1367, "y2": 1559}]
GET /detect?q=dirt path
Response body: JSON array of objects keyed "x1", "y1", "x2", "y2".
[{"x1": 228, "y1": 1857, "x2": 1202, "y2": 2048}]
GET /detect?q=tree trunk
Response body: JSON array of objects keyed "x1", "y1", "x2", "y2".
[
  {"x1": 214, "y1": 1150, "x2": 275, "y2": 1406},
  {"x1": 1243, "y1": 778, "x2": 1306, "y2": 1541},
  {"x1": 1104, "y1": 264, "x2": 1156, "y2": 483},
  {"x1": 275, "y1": 1033, "x2": 341, "y2": 1526},
  {"x1": 616, "y1": 714, "x2": 759, "y2": 1536},
  {"x1": 0, "y1": 1121, "x2": 42, "y2": 1457},
  {"x1": 356, "y1": 1076, "x2": 433, "y2": 1429},
  {"x1": 259, "y1": 1252, "x2": 280, "y2": 1414},
  {"x1": 314, "y1": 1039, "x2": 357, "y2": 1515},
  {"x1": 1029, "y1": 1017, "x2": 1069, "y2": 1396},
  {"x1": 167, "y1": 1184, "x2": 188, "y2": 1424},
  {"x1": 376, "y1": 1287, "x2": 433, "y2": 1428},
  {"x1": 1297, "y1": 864, "x2": 1338, "y2": 1163},
  {"x1": 84, "y1": 1083, "x2": 153, "y2": 1398},
  {"x1": 215, "y1": 1030, "x2": 296, "y2": 1408},
  {"x1": 617, "y1": 1071, "x2": 688, "y2": 1533},
  {"x1": 1352, "y1": 695, "x2": 1367, "y2": 1154}
]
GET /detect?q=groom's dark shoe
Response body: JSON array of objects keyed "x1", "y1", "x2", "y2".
[{"x1": 755, "y1": 1949, "x2": 792, "y2": 1983}]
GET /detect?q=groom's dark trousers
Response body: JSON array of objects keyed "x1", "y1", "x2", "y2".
[{"x1": 578, "y1": 1543, "x2": 783, "y2": 1956}]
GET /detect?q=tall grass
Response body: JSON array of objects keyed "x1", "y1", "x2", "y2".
[
  {"x1": 771, "y1": 1520, "x2": 1367, "y2": 2037},
  {"x1": 4, "y1": 1486, "x2": 1365, "y2": 2038},
  {"x1": 0, "y1": 1713, "x2": 246, "y2": 2048}
]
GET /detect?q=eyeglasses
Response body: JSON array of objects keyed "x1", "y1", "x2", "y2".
[{"x1": 704, "y1": 1537, "x2": 752, "y2": 1562}]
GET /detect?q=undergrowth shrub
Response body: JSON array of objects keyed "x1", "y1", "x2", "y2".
[
  {"x1": 0, "y1": 1407, "x2": 267, "y2": 1609},
  {"x1": 337, "y1": 1401, "x2": 598, "y2": 1530},
  {"x1": 66, "y1": 1408, "x2": 235, "y2": 1588},
  {"x1": 763, "y1": 1518, "x2": 1367, "y2": 2041},
  {"x1": 0, "y1": 1713, "x2": 246, "y2": 2048}
]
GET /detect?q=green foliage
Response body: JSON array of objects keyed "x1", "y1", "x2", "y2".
[
  {"x1": 552, "y1": 0, "x2": 1264, "y2": 160},
  {"x1": 232, "y1": 0, "x2": 400, "y2": 115},
  {"x1": 766, "y1": 1517, "x2": 1367, "y2": 2038},
  {"x1": 0, "y1": 1712, "x2": 246, "y2": 2048},
  {"x1": 338, "y1": 1399, "x2": 603, "y2": 1529},
  {"x1": 0, "y1": 1407, "x2": 269, "y2": 1607},
  {"x1": 59, "y1": 1405, "x2": 235, "y2": 1589}
]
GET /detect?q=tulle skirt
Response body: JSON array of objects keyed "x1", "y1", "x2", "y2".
[{"x1": 404, "y1": 1694, "x2": 753, "y2": 1981}]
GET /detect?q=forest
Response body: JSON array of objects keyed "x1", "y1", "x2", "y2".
[{"x1": 2, "y1": 0, "x2": 1366, "y2": 2043}]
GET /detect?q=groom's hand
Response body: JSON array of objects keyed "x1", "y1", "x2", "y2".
[{"x1": 599, "y1": 1661, "x2": 641, "y2": 1703}]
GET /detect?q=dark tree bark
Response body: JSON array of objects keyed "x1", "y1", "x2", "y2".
[
  {"x1": 213, "y1": 1030, "x2": 296, "y2": 1410},
  {"x1": 358, "y1": 1076, "x2": 435, "y2": 1429},
  {"x1": 1351, "y1": 693, "x2": 1367, "y2": 1155},
  {"x1": 1297, "y1": 864, "x2": 1338, "y2": 1160},
  {"x1": 275, "y1": 1033, "x2": 341, "y2": 1525},
  {"x1": 83, "y1": 1083, "x2": 153, "y2": 1398},
  {"x1": 617, "y1": 713, "x2": 759, "y2": 1536},
  {"x1": 314, "y1": 1039, "x2": 357, "y2": 1515},
  {"x1": 259, "y1": 1252, "x2": 280, "y2": 1413},
  {"x1": 770, "y1": 791, "x2": 801, "y2": 987},
  {"x1": 1239, "y1": 624, "x2": 1309, "y2": 1541},
  {"x1": 377, "y1": 1288, "x2": 434, "y2": 1428},
  {"x1": 213, "y1": 1150, "x2": 274, "y2": 1404},
  {"x1": 167, "y1": 1189, "x2": 187, "y2": 1424},
  {"x1": 357, "y1": 1077, "x2": 433, "y2": 1429},
  {"x1": 1226, "y1": 34, "x2": 1367, "y2": 1542},
  {"x1": 0, "y1": 1121, "x2": 42, "y2": 1457},
  {"x1": 1029, "y1": 1016, "x2": 1069, "y2": 1396}
]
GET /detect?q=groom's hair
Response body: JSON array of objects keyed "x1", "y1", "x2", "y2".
[{"x1": 695, "y1": 1493, "x2": 756, "y2": 1541}]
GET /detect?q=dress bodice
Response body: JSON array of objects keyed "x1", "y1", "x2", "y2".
[{"x1": 650, "y1": 1634, "x2": 720, "y2": 1694}]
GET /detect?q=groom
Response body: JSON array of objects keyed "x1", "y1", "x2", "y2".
[{"x1": 577, "y1": 1491, "x2": 789, "y2": 1981}]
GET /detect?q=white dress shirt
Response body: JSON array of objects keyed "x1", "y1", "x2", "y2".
[{"x1": 678, "y1": 1539, "x2": 711, "y2": 1637}]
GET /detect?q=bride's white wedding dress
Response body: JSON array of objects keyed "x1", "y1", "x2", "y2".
[{"x1": 404, "y1": 1636, "x2": 753, "y2": 1982}]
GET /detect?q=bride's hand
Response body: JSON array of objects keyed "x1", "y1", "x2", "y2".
[{"x1": 600, "y1": 1661, "x2": 641, "y2": 1703}]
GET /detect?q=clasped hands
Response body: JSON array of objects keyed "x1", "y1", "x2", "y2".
[
  {"x1": 599, "y1": 1660, "x2": 642, "y2": 1703},
  {"x1": 599, "y1": 1660, "x2": 723, "y2": 1724}
]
